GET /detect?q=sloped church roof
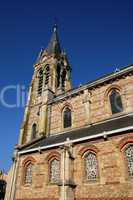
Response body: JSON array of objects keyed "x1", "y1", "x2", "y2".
[{"x1": 18, "y1": 112, "x2": 133, "y2": 153}]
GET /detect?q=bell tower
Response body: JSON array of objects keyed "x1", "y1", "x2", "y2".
[
  {"x1": 19, "y1": 25, "x2": 72, "y2": 145},
  {"x1": 35, "y1": 25, "x2": 72, "y2": 94}
]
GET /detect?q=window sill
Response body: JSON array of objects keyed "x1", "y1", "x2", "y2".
[
  {"x1": 107, "y1": 111, "x2": 126, "y2": 121},
  {"x1": 62, "y1": 126, "x2": 72, "y2": 132},
  {"x1": 83, "y1": 179, "x2": 100, "y2": 185},
  {"x1": 23, "y1": 183, "x2": 32, "y2": 187},
  {"x1": 47, "y1": 182, "x2": 59, "y2": 186}
]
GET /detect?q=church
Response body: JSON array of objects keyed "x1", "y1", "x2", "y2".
[{"x1": 5, "y1": 25, "x2": 133, "y2": 200}]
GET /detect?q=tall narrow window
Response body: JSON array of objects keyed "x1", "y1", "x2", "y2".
[
  {"x1": 57, "y1": 64, "x2": 61, "y2": 88},
  {"x1": 63, "y1": 107, "x2": 72, "y2": 128},
  {"x1": 62, "y1": 70, "x2": 66, "y2": 88},
  {"x1": 50, "y1": 159, "x2": 60, "y2": 183},
  {"x1": 84, "y1": 152, "x2": 98, "y2": 181},
  {"x1": 125, "y1": 145, "x2": 133, "y2": 177},
  {"x1": 32, "y1": 123, "x2": 37, "y2": 139},
  {"x1": 25, "y1": 163, "x2": 33, "y2": 184},
  {"x1": 109, "y1": 90, "x2": 123, "y2": 114},
  {"x1": 38, "y1": 69, "x2": 43, "y2": 95},
  {"x1": 45, "y1": 65, "x2": 50, "y2": 85}
]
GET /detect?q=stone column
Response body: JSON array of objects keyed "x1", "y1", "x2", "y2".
[
  {"x1": 18, "y1": 125, "x2": 25, "y2": 145},
  {"x1": 18, "y1": 84, "x2": 32, "y2": 145},
  {"x1": 59, "y1": 139, "x2": 76, "y2": 200},
  {"x1": 82, "y1": 89, "x2": 91, "y2": 125},
  {"x1": 39, "y1": 104, "x2": 47, "y2": 136},
  {"x1": 39, "y1": 89, "x2": 54, "y2": 136},
  {"x1": 5, "y1": 149, "x2": 20, "y2": 200}
]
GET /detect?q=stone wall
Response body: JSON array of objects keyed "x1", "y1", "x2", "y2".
[
  {"x1": 49, "y1": 74, "x2": 133, "y2": 134},
  {"x1": 15, "y1": 132, "x2": 133, "y2": 200}
]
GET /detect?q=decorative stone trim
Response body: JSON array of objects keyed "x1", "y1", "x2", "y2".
[
  {"x1": 78, "y1": 145, "x2": 99, "y2": 157},
  {"x1": 45, "y1": 151, "x2": 60, "y2": 161},
  {"x1": 22, "y1": 156, "x2": 36, "y2": 167},
  {"x1": 61, "y1": 102, "x2": 73, "y2": 113},
  {"x1": 118, "y1": 136, "x2": 133, "y2": 151},
  {"x1": 104, "y1": 84, "x2": 122, "y2": 101}
]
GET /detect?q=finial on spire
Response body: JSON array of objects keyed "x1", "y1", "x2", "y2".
[
  {"x1": 53, "y1": 24, "x2": 57, "y2": 32},
  {"x1": 53, "y1": 17, "x2": 58, "y2": 32}
]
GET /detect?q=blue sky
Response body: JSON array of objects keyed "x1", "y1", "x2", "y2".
[{"x1": 0, "y1": 0, "x2": 133, "y2": 171}]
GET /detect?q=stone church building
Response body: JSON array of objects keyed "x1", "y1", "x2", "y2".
[{"x1": 6, "y1": 26, "x2": 133, "y2": 200}]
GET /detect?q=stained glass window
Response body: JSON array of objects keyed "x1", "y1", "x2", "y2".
[
  {"x1": 84, "y1": 152, "x2": 98, "y2": 181},
  {"x1": 38, "y1": 69, "x2": 43, "y2": 95},
  {"x1": 109, "y1": 90, "x2": 123, "y2": 114},
  {"x1": 50, "y1": 159, "x2": 60, "y2": 183},
  {"x1": 63, "y1": 107, "x2": 72, "y2": 128},
  {"x1": 25, "y1": 163, "x2": 33, "y2": 184},
  {"x1": 32, "y1": 123, "x2": 37, "y2": 139},
  {"x1": 125, "y1": 145, "x2": 133, "y2": 177}
]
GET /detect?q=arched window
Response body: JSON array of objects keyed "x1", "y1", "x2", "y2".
[
  {"x1": 63, "y1": 107, "x2": 72, "y2": 128},
  {"x1": 38, "y1": 69, "x2": 43, "y2": 95},
  {"x1": 32, "y1": 123, "x2": 37, "y2": 139},
  {"x1": 109, "y1": 90, "x2": 123, "y2": 114},
  {"x1": 84, "y1": 152, "x2": 98, "y2": 181},
  {"x1": 49, "y1": 159, "x2": 60, "y2": 183},
  {"x1": 25, "y1": 162, "x2": 33, "y2": 184},
  {"x1": 125, "y1": 145, "x2": 133, "y2": 177}
]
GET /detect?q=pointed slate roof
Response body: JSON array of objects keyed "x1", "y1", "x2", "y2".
[{"x1": 47, "y1": 25, "x2": 61, "y2": 55}]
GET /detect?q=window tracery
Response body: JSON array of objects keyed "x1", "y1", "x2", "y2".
[
  {"x1": 49, "y1": 159, "x2": 60, "y2": 183},
  {"x1": 84, "y1": 152, "x2": 98, "y2": 181},
  {"x1": 125, "y1": 145, "x2": 133, "y2": 177},
  {"x1": 25, "y1": 163, "x2": 33, "y2": 184}
]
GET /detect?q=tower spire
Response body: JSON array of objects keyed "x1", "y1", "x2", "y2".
[{"x1": 47, "y1": 24, "x2": 61, "y2": 55}]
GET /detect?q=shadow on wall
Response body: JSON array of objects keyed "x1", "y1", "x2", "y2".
[{"x1": 0, "y1": 180, "x2": 6, "y2": 200}]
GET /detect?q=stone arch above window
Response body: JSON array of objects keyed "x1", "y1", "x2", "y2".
[
  {"x1": 63, "y1": 107, "x2": 72, "y2": 128},
  {"x1": 83, "y1": 151, "x2": 99, "y2": 181},
  {"x1": 104, "y1": 85, "x2": 122, "y2": 99},
  {"x1": 118, "y1": 136, "x2": 133, "y2": 151},
  {"x1": 79, "y1": 145, "x2": 100, "y2": 157},
  {"x1": 32, "y1": 123, "x2": 37, "y2": 140},
  {"x1": 46, "y1": 151, "x2": 60, "y2": 161}
]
